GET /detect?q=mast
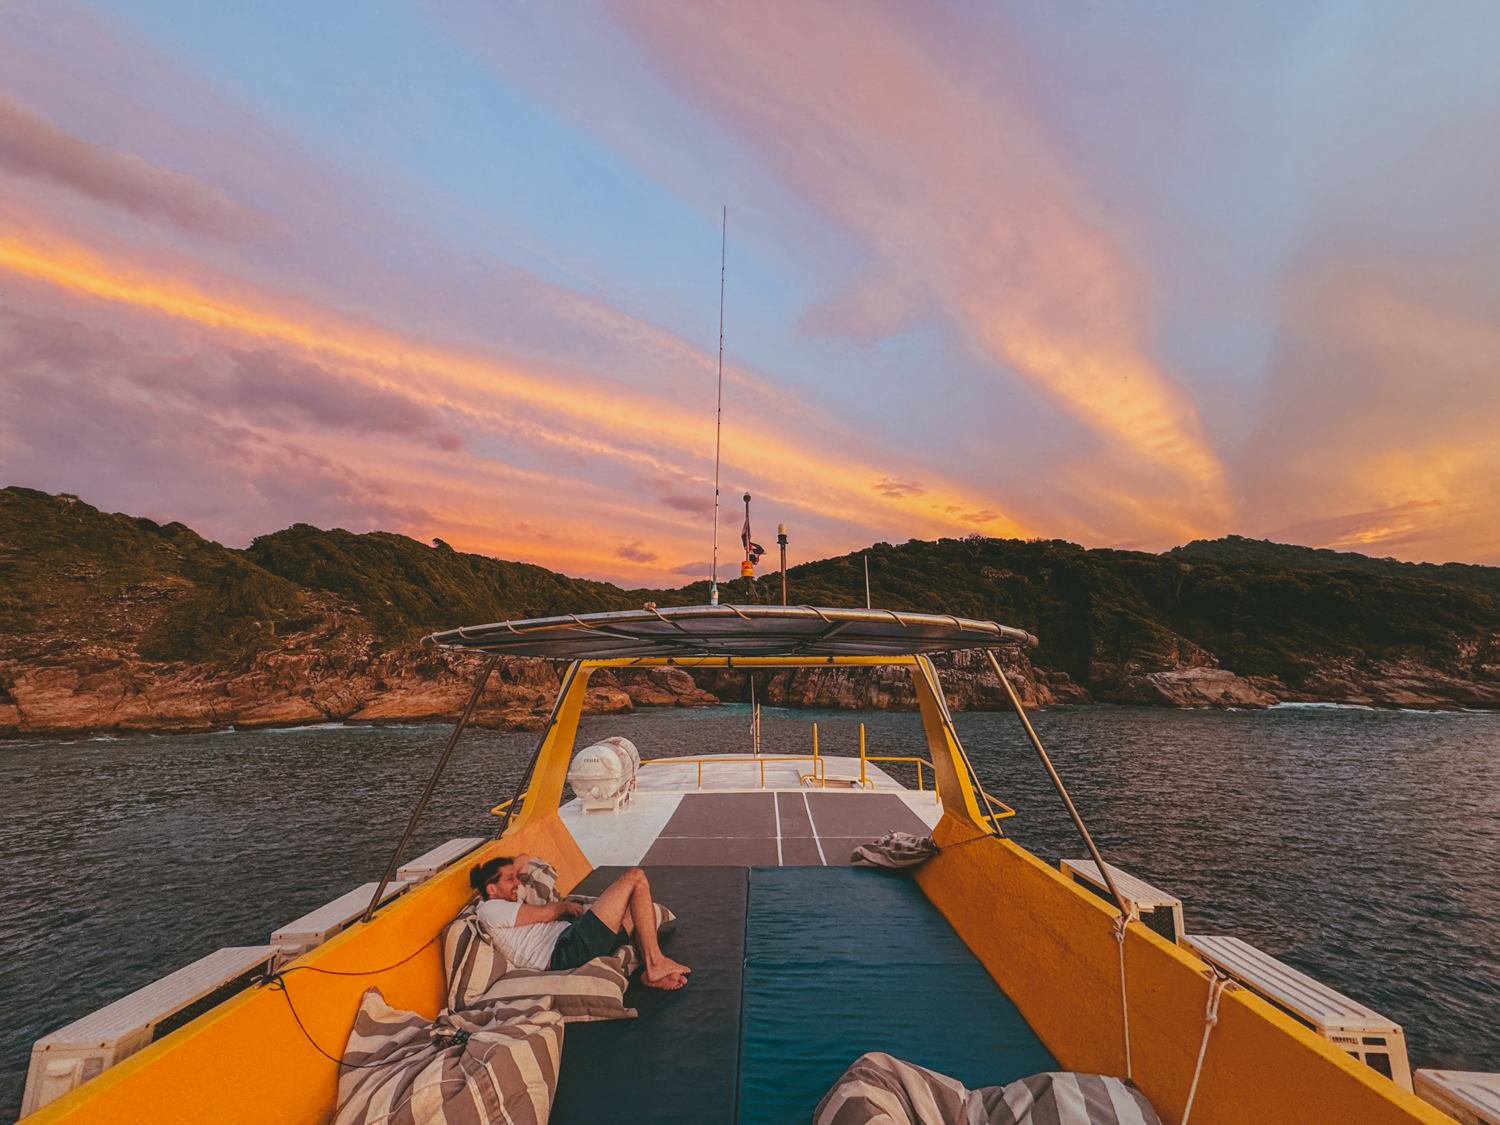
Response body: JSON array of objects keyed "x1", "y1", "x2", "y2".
[{"x1": 709, "y1": 207, "x2": 726, "y2": 607}]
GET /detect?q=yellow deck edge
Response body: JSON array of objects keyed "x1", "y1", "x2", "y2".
[
  {"x1": 20, "y1": 812, "x2": 590, "y2": 1125},
  {"x1": 914, "y1": 813, "x2": 1454, "y2": 1125}
]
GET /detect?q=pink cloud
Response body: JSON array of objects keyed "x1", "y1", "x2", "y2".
[{"x1": 0, "y1": 97, "x2": 276, "y2": 240}]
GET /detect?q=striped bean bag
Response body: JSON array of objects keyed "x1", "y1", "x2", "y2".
[
  {"x1": 814, "y1": 1053, "x2": 1162, "y2": 1125},
  {"x1": 335, "y1": 990, "x2": 563, "y2": 1125},
  {"x1": 475, "y1": 949, "x2": 639, "y2": 1022},
  {"x1": 443, "y1": 907, "x2": 640, "y2": 1022},
  {"x1": 441, "y1": 907, "x2": 509, "y2": 1012},
  {"x1": 445, "y1": 860, "x2": 676, "y2": 1020}
]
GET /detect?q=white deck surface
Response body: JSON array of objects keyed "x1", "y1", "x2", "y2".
[{"x1": 559, "y1": 754, "x2": 942, "y2": 867}]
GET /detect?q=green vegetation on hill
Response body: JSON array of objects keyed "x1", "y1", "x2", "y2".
[
  {"x1": 1170, "y1": 535, "x2": 1500, "y2": 601},
  {"x1": 6, "y1": 487, "x2": 1500, "y2": 687},
  {"x1": 0, "y1": 487, "x2": 306, "y2": 663},
  {"x1": 241, "y1": 524, "x2": 654, "y2": 644},
  {"x1": 753, "y1": 537, "x2": 1500, "y2": 687}
]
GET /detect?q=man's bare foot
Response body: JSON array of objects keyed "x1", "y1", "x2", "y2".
[{"x1": 643, "y1": 968, "x2": 689, "y2": 991}]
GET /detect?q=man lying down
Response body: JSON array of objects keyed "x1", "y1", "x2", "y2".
[{"x1": 470, "y1": 854, "x2": 691, "y2": 990}]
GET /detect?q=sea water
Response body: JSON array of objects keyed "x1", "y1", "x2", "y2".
[{"x1": 2, "y1": 705, "x2": 1498, "y2": 1119}]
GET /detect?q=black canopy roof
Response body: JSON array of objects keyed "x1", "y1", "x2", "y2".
[{"x1": 423, "y1": 604, "x2": 1037, "y2": 661}]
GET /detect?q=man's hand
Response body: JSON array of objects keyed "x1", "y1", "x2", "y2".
[{"x1": 555, "y1": 899, "x2": 587, "y2": 919}]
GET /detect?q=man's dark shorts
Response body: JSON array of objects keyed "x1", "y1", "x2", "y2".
[{"x1": 548, "y1": 909, "x2": 632, "y2": 971}]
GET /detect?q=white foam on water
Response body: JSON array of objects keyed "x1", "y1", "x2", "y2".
[{"x1": 1270, "y1": 701, "x2": 1378, "y2": 711}]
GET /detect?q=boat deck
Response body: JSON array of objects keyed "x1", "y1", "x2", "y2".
[
  {"x1": 560, "y1": 755, "x2": 945, "y2": 869},
  {"x1": 551, "y1": 865, "x2": 1057, "y2": 1125}
]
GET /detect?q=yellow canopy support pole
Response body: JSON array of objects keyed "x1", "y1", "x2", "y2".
[
  {"x1": 503, "y1": 662, "x2": 595, "y2": 834},
  {"x1": 910, "y1": 655, "x2": 989, "y2": 833}
]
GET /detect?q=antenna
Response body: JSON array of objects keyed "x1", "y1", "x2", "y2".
[
  {"x1": 864, "y1": 554, "x2": 871, "y2": 609},
  {"x1": 710, "y1": 207, "x2": 726, "y2": 607}
]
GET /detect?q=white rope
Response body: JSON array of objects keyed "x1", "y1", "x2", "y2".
[
  {"x1": 1180, "y1": 973, "x2": 1229, "y2": 1125},
  {"x1": 1114, "y1": 915, "x2": 1132, "y2": 1078}
]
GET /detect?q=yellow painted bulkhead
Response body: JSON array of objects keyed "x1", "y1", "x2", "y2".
[
  {"x1": 22, "y1": 655, "x2": 1453, "y2": 1124},
  {"x1": 913, "y1": 817, "x2": 1453, "y2": 1124}
]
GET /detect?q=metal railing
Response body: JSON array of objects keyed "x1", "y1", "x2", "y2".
[
  {"x1": 492, "y1": 720, "x2": 1009, "y2": 816},
  {"x1": 639, "y1": 753, "x2": 825, "y2": 790}
]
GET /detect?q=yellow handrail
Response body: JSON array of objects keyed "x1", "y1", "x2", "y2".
[
  {"x1": 638, "y1": 754, "x2": 830, "y2": 790},
  {"x1": 488, "y1": 797, "x2": 515, "y2": 817},
  {"x1": 864, "y1": 756, "x2": 935, "y2": 790}
]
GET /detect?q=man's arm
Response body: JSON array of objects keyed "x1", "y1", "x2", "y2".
[{"x1": 513, "y1": 899, "x2": 585, "y2": 926}]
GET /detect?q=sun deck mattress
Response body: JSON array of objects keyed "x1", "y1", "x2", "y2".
[
  {"x1": 737, "y1": 866, "x2": 1057, "y2": 1125},
  {"x1": 547, "y1": 864, "x2": 1054, "y2": 1125},
  {"x1": 549, "y1": 865, "x2": 748, "y2": 1125}
]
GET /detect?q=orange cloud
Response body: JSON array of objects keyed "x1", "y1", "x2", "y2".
[
  {"x1": 1246, "y1": 263, "x2": 1500, "y2": 565},
  {"x1": 0, "y1": 221, "x2": 1031, "y2": 563}
]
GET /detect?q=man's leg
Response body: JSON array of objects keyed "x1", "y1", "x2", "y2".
[{"x1": 587, "y1": 868, "x2": 690, "y2": 989}]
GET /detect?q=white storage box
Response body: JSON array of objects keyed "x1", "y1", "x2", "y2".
[
  {"x1": 397, "y1": 837, "x2": 485, "y2": 885},
  {"x1": 1414, "y1": 1069, "x2": 1500, "y2": 1125},
  {"x1": 1183, "y1": 934, "x2": 1412, "y2": 1091},
  {"x1": 1060, "y1": 859, "x2": 1184, "y2": 944},
  {"x1": 21, "y1": 945, "x2": 276, "y2": 1116},
  {"x1": 270, "y1": 880, "x2": 409, "y2": 959}
]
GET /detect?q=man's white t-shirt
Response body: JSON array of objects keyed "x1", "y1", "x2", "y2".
[{"x1": 476, "y1": 898, "x2": 570, "y2": 971}]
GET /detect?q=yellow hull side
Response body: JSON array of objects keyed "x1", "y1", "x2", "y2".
[
  {"x1": 915, "y1": 814, "x2": 1452, "y2": 1125},
  {"x1": 21, "y1": 814, "x2": 590, "y2": 1125}
]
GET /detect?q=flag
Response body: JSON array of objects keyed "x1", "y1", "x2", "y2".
[{"x1": 741, "y1": 514, "x2": 765, "y2": 561}]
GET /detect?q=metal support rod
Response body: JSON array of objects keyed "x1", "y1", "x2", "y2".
[
  {"x1": 710, "y1": 207, "x2": 726, "y2": 608},
  {"x1": 362, "y1": 654, "x2": 500, "y2": 922},
  {"x1": 985, "y1": 648, "x2": 1128, "y2": 917},
  {"x1": 942, "y1": 694, "x2": 1006, "y2": 831},
  {"x1": 500, "y1": 661, "x2": 583, "y2": 835}
]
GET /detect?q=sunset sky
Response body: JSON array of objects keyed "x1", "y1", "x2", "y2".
[{"x1": 2, "y1": 2, "x2": 1499, "y2": 584}]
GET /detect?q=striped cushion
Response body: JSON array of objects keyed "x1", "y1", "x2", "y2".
[
  {"x1": 477, "y1": 950, "x2": 638, "y2": 1023},
  {"x1": 520, "y1": 859, "x2": 561, "y2": 905},
  {"x1": 335, "y1": 989, "x2": 563, "y2": 1125},
  {"x1": 814, "y1": 1053, "x2": 1162, "y2": 1125},
  {"x1": 441, "y1": 906, "x2": 509, "y2": 1011}
]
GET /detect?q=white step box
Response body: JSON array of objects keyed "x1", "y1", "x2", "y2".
[
  {"x1": 397, "y1": 837, "x2": 486, "y2": 885},
  {"x1": 1060, "y1": 859, "x2": 1184, "y2": 944},
  {"x1": 1414, "y1": 1069, "x2": 1500, "y2": 1125},
  {"x1": 270, "y1": 880, "x2": 410, "y2": 960},
  {"x1": 1183, "y1": 934, "x2": 1412, "y2": 1091},
  {"x1": 21, "y1": 945, "x2": 276, "y2": 1116}
]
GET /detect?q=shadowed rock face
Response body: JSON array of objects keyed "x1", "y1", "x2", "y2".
[
  {"x1": 686, "y1": 648, "x2": 1084, "y2": 713},
  {"x1": 0, "y1": 593, "x2": 636, "y2": 737}
]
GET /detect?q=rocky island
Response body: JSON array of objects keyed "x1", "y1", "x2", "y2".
[{"x1": 3, "y1": 487, "x2": 1499, "y2": 738}]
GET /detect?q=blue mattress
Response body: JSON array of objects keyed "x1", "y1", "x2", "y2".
[
  {"x1": 737, "y1": 866, "x2": 1057, "y2": 1125},
  {"x1": 548, "y1": 865, "x2": 1056, "y2": 1124}
]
